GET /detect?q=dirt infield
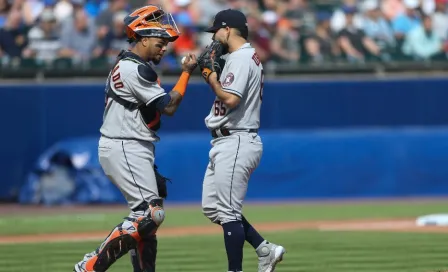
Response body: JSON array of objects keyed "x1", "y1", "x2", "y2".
[{"x1": 1, "y1": 218, "x2": 448, "y2": 245}]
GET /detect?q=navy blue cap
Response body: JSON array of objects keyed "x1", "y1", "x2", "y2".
[
  {"x1": 342, "y1": 5, "x2": 357, "y2": 14},
  {"x1": 205, "y1": 9, "x2": 248, "y2": 37},
  {"x1": 316, "y1": 11, "x2": 332, "y2": 22}
]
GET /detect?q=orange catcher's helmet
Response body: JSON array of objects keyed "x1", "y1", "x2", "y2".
[{"x1": 125, "y1": 5, "x2": 180, "y2": 43}]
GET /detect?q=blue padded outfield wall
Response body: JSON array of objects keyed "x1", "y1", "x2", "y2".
[{"x1": 2, "y1": 76, "x2": 448, "y2": 203}]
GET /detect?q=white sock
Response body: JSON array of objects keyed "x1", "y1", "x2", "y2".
[{"x1": 255, "y1": 239, "x2": 269, "y2": 251}]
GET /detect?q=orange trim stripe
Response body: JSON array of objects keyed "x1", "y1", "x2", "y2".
[{"x1": 147, "y1": 111, "x2": 161, "y2": 128}]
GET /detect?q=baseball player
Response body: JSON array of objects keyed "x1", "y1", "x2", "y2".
[
  {"x1": 197, "y1": 9, "x2": 286, "y2": 272},
  {"x1": 73, "y1": 5, "x2": 197, "y2": 272}
]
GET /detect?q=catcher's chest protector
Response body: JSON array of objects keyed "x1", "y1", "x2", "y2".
[{"x1": 105, "y1": 50, "x2": 162, "y2": 131}]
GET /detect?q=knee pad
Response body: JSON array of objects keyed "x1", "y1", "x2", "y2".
[{"x1": 137, "y1": 198, "x2": 165, "y2": 237}]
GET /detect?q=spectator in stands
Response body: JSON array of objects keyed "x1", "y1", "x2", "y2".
[
  {"x1": 92, "y1": 10, "x2": 128, "y2": 61},
  {"x1": 22, "y1": 8, "x2": 62, "y2": 64},
  {"x1": 95, "y1": 0, "x2": 127, "y2": 41},
  {"x1": 284, "y1": 0, "x2": 316, "y2": 36},
  {"x1": 172, "y1": 0, "x2": 201, "y2": 25},
  {"x1": 3, "y1": 0, "x2": 447, "y2": 70},
  {"x1": 261, "y1": 10, "x2": 279, "y2": 36},
  {"x1": 392, "y1": 0, "x2": 421, "y2": 41},
  {"x1": 59, "y1": 9, "x2": 96, "y2": 62},
  {"x1": 53, "y1": 0, "x2": 76, "y2": 23},
  {"x1": 337, "y1": 5, "x2": 381, "y2": 62},
  {"x1": 227, "y1": 0, "x2": 249, "y2": 14},
  {"x1": 381, "y1": 0, "x2": 405, "y2": 21},
  {"x1": 196, "y1": 0, "x2": 229, "y2": 48},
  {"x1": 305, "y1": 11, "x2": 340, "y2": 63},
  {"x1": 15, "y1": 0, "x2": 45, "y2": 25},
  {"x1": 246, "y1": 0, "x2": 262, "y2": 17},
  {"x1": 432, "y1": 0, "x2": 448, "y2": 40},
  {"x1": 259, "y1": 0, "x2": 285, "y2": 23},
  {"x1": 402, "y1": 14, "x2": 446, "y2": 60},
  {"x1": 270, "y1": 16, "x2": 300, "y2": 64},
  {"x1": 0, "y1": 8, "x2": 29, "y2": 59},
  {"x1": 0, "y1": 0, "x2": 11, "y2": 28},
  {"x1": 331, "y1": 0, "x2": 364, "y2": 33},
  {"x1": 362, "y1": 0, "x2": 396, "y2": 58},
  {"x1": 269, "y1": 0, "x2": 289, "y2": 18},
  {"x1": 247, "y1": 12, "x2": 271, "y2": 63},
  {"x1": 262, "y1": 0, "x2": 277, "y2": 12},
  {"x1": 71, "y1": 0, "x2": 87, "y2": 15},
  {"x1": 197, "y1": 0, "x2": 228, "y2": 29},
  {"x1": 56, "y1": 0, "x2": 92, "y2": 32},
  {"x1": 172, "y1": 2, "x2": 200, "y2": 59},
  {"x1": 420, "y1": 0, "x2": 436, "y2": 15}
]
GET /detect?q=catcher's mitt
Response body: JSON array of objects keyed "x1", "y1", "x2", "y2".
[
  {"x1": 154, "y1": 164, "x2": 171, "y2": 199},
  {"x1": 198, "y1": 40, "x2": 224, "y2": 82}
]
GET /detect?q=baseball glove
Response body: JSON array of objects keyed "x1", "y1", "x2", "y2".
[
  {"x1": 154, "y1": 164, "x2": 171, "y2": 199},
  {"x1": 197, "y1": 40, "x2": 224, "y2": 82}
]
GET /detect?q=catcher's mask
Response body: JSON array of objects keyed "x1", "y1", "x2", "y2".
[{"x1": 125, "y1": 5, "x2": 180, "y2": 43}]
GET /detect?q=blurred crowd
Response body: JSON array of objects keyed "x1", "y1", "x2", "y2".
[{"x1": 0, "y1": 0, "x2": 448, "y2": 71}]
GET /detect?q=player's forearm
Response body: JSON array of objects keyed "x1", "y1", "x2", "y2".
[
  {"x1": 162, "y1": 72, "x2": 190, "y2": 116},
  {"x1": 339, "y1": 37, "x2": 363, "y2": 58},
  {"x1": 162, "y1": 91, "x2": 183, "y2": 116},
  {"x1": 363, "y1": 38, "x2": 380, "y2": 56},
  {"x1": 209, "y1": 76, "x2": 240, "y2": 109}
]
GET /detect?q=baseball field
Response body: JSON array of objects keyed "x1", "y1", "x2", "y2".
[{"x1": 1, "y1": 199, "x2": 447, "y2": 272}]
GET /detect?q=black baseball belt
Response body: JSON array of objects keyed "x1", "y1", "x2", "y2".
[{"x1": 211, "y1": 128, "x2": 258, "y2": 138}]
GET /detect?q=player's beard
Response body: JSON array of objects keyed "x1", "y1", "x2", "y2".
[
  {"x1": 221, "y1": 31, "x2": 230, "y2": 55},
  {"x1": 221, "y1": 43, "x2": 229, "y2": 55},
  {"x1": 152, "y1": 54, "x2": 163, "y2": 65}
]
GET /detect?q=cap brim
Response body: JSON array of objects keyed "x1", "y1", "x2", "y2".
[{"x1": 205, "y1": 26, "x2": 221, "y2": 33}]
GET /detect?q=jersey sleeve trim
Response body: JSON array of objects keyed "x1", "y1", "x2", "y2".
[
  {"x1": 154, "y1": 93, "x2": 171, "y2": 111},
  {"x1": 145, "y1": 92, "x2": 166, "y2": 106},
  {"x1": 222, "y1": 87, "x2": 243, "y2": 98}
]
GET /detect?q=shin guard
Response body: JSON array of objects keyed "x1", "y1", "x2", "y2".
[
  {"x1": 84, "y1": 199, "x2": 165, "y2": 272},
  {"x1": 131, "y1": 235, "x2": 158, "y2": 272},
  {"x1": 86, "y1": 220, "x2": 140, "y2": 272}
]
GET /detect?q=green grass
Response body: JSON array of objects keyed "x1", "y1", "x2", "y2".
[
  {"x1": 3, "y1": 200, "x2": 448, "y2": 235},
  {"x1": 1, "y1": 200, "x2": 448, "y2": 272},
  {"x1": 1, "y1": 230, "x2": 447, "y2": 272}
]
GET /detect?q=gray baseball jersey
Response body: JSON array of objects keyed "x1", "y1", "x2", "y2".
[
  {"x1": 205, "y1": 43, "x2": 263, "y2": 130},
  {"x1": 202, "y1": 43, "x2": 264, "y2": 224},
  {"x1": 99, "y1": 52, "x2": 168, "y2": 212},
  {"x1": 100, "y1": 58, "x2": 165, "y2": 142}
]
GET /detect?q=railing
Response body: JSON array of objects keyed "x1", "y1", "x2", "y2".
[{"x1": 2, "y1": 57, "x2": 448, "y2": 79}]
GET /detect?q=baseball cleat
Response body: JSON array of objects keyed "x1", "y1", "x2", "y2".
[
  {"x1": 73, "y1": 251, "x2": 97, "y2": 272},
  {"x1": 73, "y1": 262, "x2": 86, "y2": 272},
  {"x1": 74, "y1": 261, "x2": 87, "y2": 272},
  {"x1": 256, "y1": 241, "x2": 286, "y2": 272}
]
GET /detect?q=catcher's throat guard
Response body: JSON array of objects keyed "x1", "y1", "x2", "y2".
[{"x1": 84, "y1": 199, "x2": 165, "y2": 272}]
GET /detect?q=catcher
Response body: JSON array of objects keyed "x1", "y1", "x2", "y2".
[
  {"x1": 73, "y1": 5, "x2": 197, "y2": 272},
  {"x1": 197, "y1": 9, "x2": 286, "y2": 272}
]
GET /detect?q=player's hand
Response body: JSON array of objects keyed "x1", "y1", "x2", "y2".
[
  {"x1": 198, "y1": 40, "x2": 223, "y2": 83},
  {"x1": 208, "y1": 71, "x2": 218, "y2": 84},
  {"x1": 181, "y1": 53, "x2": 198, "y2": 74}
]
